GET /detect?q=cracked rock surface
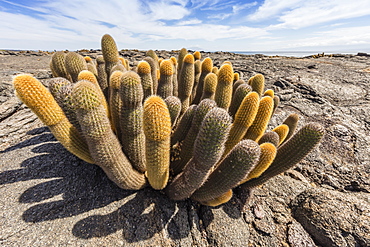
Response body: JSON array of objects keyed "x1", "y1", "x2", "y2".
[{"x1": 1, "y1": 51, "x2": 369, "y2": 246}]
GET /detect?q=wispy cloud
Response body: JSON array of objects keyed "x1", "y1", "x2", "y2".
[
  {"x1": 208, "y1": 1, "x2": 257, "y2": 20},
  {"x1": 148, "y1": 0, "x2": 190, "y2": 20},
  {"x1": 249, "y1": 0, "x2": 370, "y2": 29},
  {"x1": 195, "y1": 0, "x2": 234, "y2": 11},
  {"x1": 0, "y1": 0, "x2": 267, "y2": 50},
  {"x1": 233, "y1": 2, "x2": 258, "y2": 13},
  {"x1": 285, "y1": 26, "x2": 370, "y2": 49},
  {"x1": 177, "y1": 18, "x2": 202, "y2": 25},
  {"x1": 0, "y1": 0, "x2": 369, "y2": 51},
  {"x1": 270, "y1": 0, "x2": 370, "y2": 29},
  {"x1": 248, "y1": 0, "x2": 303, "y2": 21}
]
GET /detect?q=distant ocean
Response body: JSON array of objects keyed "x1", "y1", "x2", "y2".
[{"x1": 232, "y1": 51, "x2": 358, "y2": 57}]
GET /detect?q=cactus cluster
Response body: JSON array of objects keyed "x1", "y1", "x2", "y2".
[{"x1": 13, "y1": 34, "x2": 325, "y2": 207}]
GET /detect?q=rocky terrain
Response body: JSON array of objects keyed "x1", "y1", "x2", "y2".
[{"x1": 0, "y1": 50, "x2": 369, "y2": 246}]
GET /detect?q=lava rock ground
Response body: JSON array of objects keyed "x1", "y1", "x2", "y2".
[{"x1": 0, "y1": 50, "x2": 369, "y2": 246}]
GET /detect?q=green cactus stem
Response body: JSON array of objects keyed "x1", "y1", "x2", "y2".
[
  {"x1": 137, "y1": 61, "x2": 153, "y2": 99},
  {"x1": 171, "y1": 104, "x2": 196, "y2": 146},
  {"x1": 87, "y1": 63, "x2": 98, "y2": 77},
  {"x1": 13, "y1": 74, "x2": 93, "y2": 164},
  {"x1": 146, "y1": 49, "x2": 159, "y2": 69},
  {"x1": 164, "y1": 96, "x2": 182, "y2": 127},
  {"x1": 120, "y1": 71, "x2": 146, "y2": 173},
  {"x1": 241, "y1": 142, "x2": 277, "y2": 183},
  {"x1": 170, "y1": 99, "x2": 217, "y2": 175},
  {"x1": 191, "y1": 60, "x2": 202, "y2": 101},
  {"x1": 109, "y1": 70, "x2": 124, "y2": 138},
  {"x1": 214, "y1": 63, "x2": 234, "y2": 110},
  {"x1": 229, "y1": 83, "x2": 253, "y2": 118},
  {"x1": 258, "y1": 131, "x2": 280, "y2": 147},
  {"x1": 72, "y1": 80, "x2": 147, "y2": 190},
  {"x1": 241, "y1": 123, "x2": 325, "y2": 189},
  {"x1": 77, "y1": 70, "x2": 110, "y2": 118},
  {"x1": 84, "y1": 57, "x2": 98, "y2": 77},
  {"x1": 272, "y1": 95, "x2": 280, "y2": 116},
  {"x1": 200, "y1": 72, "x2": 217, "y2": 101},
  {"x1": 50, "y1": 51, "x2": 72, "y2": 81},
  {"x1": 65, "y1": 52, "x2": 88, "y2": 83},
  {"x1": 282, "y1": 113, "x2": 300, "y2": 144},
  {"x1": 143, "y1": 57, "x2": 158, "y2": 94},
  {"x1": 249, "y1": 74, "x2": 265, "y2": 97},
  {"x1": 166, "y1": 107, "x2": 232, "y2": 201},
  {"x1": 191, "y1": 139, "x2": 260, "y2": 202},
  {"x1": 48, "y1": 77, "x2": 82, "y2": 133},
  {"x1": 178, "y1": 54, "x2": 195, "y2": 114},
  {"x1": 96, "y1": 55, "x2": 109, "y2": 99},
  {"x1": 111, "y1": 63, "x2": 126, "y2": 73},
  {"x1": 157, "y1": 59, "x2": 174, "y2": 99},
  {"x1": 170, "y1": 57, "x2": 178, "y2": 97},
  {"x1": 177, "y1": 48, "x2": 187, "y2": 81},
  {"x1": 232, "y1": 79, "x2": 246, "y2": 95},
  {"x1": 194, "y1": 57, "x2": 213, "y2": 104},
  {"x1": 101, "y1": 34, "x2": 119, "y2": 80}
]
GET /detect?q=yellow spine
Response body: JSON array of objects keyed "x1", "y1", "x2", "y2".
[
  {"x1": 241, "y1": 142, "x2": 277, "y2": 183},
  {"x1": 223, "y1": 92, "x2": 259, "y2": 156},
  {"x1": 143, "y1": 96, "x2": 172, "y2": 190},
  {"x1": 200, "y1": 189, "x2": 233, "y2": 207},
  {"x1": 214, "y1": 64, "x2": 234, "y2": 110},
  {"x1": 272, "y1": 124, "x2": 290, "y2": 146},
  {"x1": 77, "y1": 70, "x2": 110, "y2": 118},
  {"x1": 244, "y1": 96, "x2": 274, "y2": 142},
  {"x1": 13, "y1": 74, "x2": 93, "y2": 163}
]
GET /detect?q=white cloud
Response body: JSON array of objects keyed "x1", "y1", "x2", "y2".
[
  {"x1": 208, "y1": 1, "x2": 258, "y2": 20},
  {"x1": 1, "y1": 0, "x2": 368, "y2": 51},
  {"x1": 177, "y1": 18, "x2": 202, "y2": 25},
  {"x1": 286, "y1": 26, "x2": 370, "y2": 48},
  {"x1": 208, "y1": 13, "x2": 232, "y2": 20},
  {"x1": 190, "y1": 0, "x2": 243, "y2": 11},
  {"x1": 248, "y1": 0, "x2": 303, "y2": 21},
  {"x1": 272, "y1": 0, "x2": 370, "y2": 29},
  {"x1": 249, "y1": 0, "x2": 370, "y2": 30},
  {"x1": 0, "y1": 0, "x2": 268, "y2": 50},
  {"x1": 232, "y1": 2, "x2": 258, "y2": 13},
  {"x1": 199, "y1": 1, "x2": 235, "y2": 11},
  {"x1": 156, "y1": 24, "x2": 267, "y2": 41},
  {"x1": 147, "y1": 0, "x2": 190, "y2": 20},
  {"x1": 244, "y1": 25, "x2": 370, "y2": 51}
]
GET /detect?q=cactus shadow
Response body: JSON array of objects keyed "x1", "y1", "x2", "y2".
[
  {"x1": 12, "y1": 143, "x2": 134, "y2": 223},
  {"x1": 1, "y1": 132, "x2": 191, "y2": 243},
  {"x1": 71, "y1": 189, "x2": 189, "y2": 242},
  {"x1": 221, "y1": 195, "x2": 243, "y2": 219},
  {"x1": 1, "y1": 134, "x2": 134, "y2": 221}
]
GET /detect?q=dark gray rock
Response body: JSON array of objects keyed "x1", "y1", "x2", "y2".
[
  {"x1": 288, "y1": 220, "x2": 317, "y2": 247},
  {"x1": 200, "y1": 196, "x2": 249, "y2": 247},
  {"x1": 292, "y1": 187, "x2": 370, "y2": 247}
]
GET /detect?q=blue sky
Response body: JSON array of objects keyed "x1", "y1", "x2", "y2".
[{"x1": 1, "y1": 0, "x2": 370, "y2": 52}]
